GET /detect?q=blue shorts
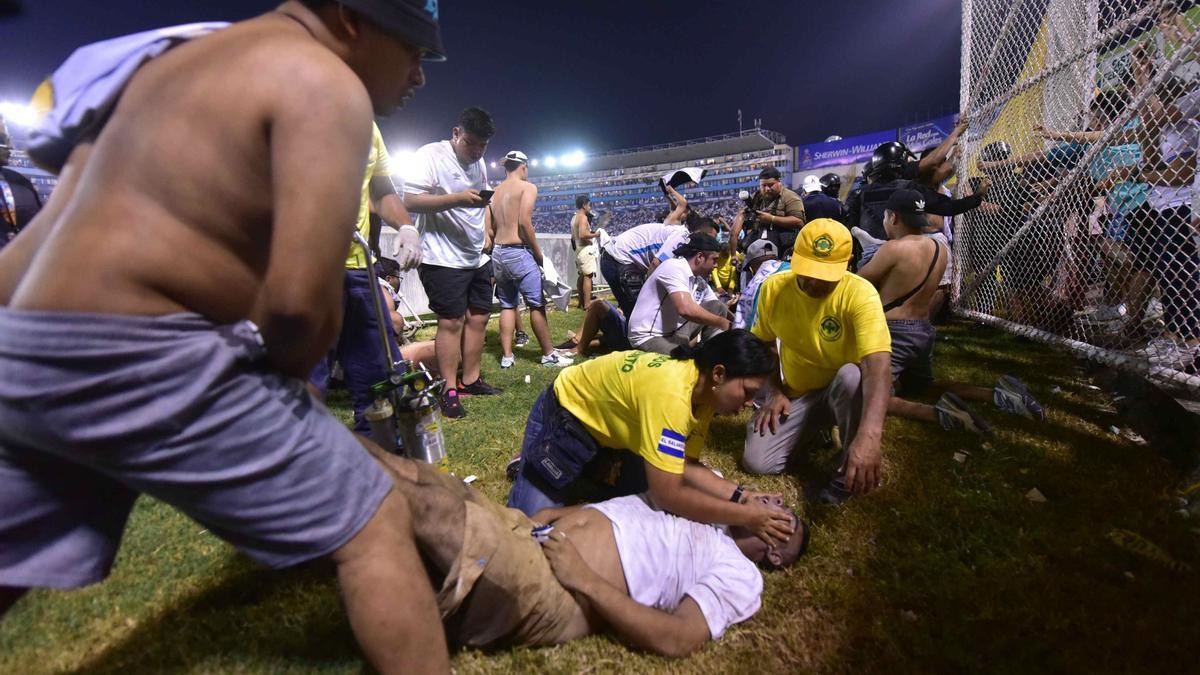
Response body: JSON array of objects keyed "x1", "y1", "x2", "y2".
[
  {"x1": 0, "y1": 310, "x2": 392, "y2": 588},
  {"x1": 493, "y1": 245, "x2": 545, "y2": 310},
  {"x1": 596, "y1": 301, "x2": 632, "y2": 352}
]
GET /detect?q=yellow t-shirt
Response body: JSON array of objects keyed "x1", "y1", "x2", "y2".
[
  {"x1": 752, "y1": 271, "x2": 891, "y2": 397},
  {"x1": 553, "y1": 351, "x2": 714, "y2": 474},
  {"x1": 710, "y1": 252, "x2": 739, "y2": 292},
  {"x1": 345, "y1": 123, "x2": 394, "y2": 270}
]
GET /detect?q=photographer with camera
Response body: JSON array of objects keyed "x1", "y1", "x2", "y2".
[{"x1": 728, "y1": 166, "x2": 806, "y2": 259}]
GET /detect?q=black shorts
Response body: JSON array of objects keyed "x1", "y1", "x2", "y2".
[{"x1": 418, "y1": 261, "x2": 495, "y2": 319}]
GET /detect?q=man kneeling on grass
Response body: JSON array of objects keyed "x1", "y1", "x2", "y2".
[
  {"x1": 372, "y1": 452, "x2": 809, "y2": 656},
  {"x1": 857, "y1": 189, "x2": 1044, "y2": 435}
]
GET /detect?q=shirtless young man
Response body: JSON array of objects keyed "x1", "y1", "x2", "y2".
[
  {"x1": 858, "y1": 190, "x2": 1044, "y2": 435},
  {"x1": 572, "y1": 195, "x2": 599, "y2": 310},
  {"x1": 371, "y1": 451, "x2": 808, "y2": 656},
  {"x1": 0, "y1": 2, "x2": 450, "y2": 672},
  {"x1": 487, "y1": 150, "x2": 572, "y2": 367}
]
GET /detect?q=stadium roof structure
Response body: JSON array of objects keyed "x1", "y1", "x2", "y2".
[{"x1": 531, "y1": 128, "x2": 787, "y2": 176}]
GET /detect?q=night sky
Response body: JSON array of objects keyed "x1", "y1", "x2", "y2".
[{"x1": 1, "y1": 1, "x2": 962, "y2": 161}]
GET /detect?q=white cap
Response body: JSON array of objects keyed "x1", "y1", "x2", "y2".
[
  {"x1": 802, "y1": 175, "x2": 822, "y2": 194},
  {"x1": 504, "y1": 150, "x2": 528, "y2": 165}
]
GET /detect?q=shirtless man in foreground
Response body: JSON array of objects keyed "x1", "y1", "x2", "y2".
[
  {"x1": 858, "y1": 189, "x2": 1044, "y2": 435},
  {"x1": 0, "y1": 2, "x2": 450, "y2": 672},
  {"x1": 369, "y1": 450, "x2": 808, "y2": 656},
  {"x1": 486, "y1": 150, "x2": 571, "y2": 367}
]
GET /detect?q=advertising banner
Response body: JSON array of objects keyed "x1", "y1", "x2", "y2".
[
  {"x1": 794, "y1": 129, "x2": 896, "y2": 170},
  {"x1": 899, "y1": 114, "x2": 961, "y2": 153}
]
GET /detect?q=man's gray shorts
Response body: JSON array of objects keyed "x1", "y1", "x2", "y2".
[
  {"x1": 742, "y1": 364, "x2": 863, "y2": 476},
  {"x1": 888, "y1": 319, "x2": 935, "y2": 395},
  {"x1": 0, "y1": 310, "x2": 392, "y2": 589},
  {"x1": 635, "y1": 299, "x2": 728, "y2": 356}
]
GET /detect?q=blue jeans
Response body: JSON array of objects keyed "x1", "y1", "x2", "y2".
[
  {"x1": 507, "y1": 387, "x2": 648, "y2": 516},
  {"x1": 599, "y1": 250, "x2": 644, "y2": 318},
  {"x1": 309, "y1": 269, "x2": 402, "y2": 433}
]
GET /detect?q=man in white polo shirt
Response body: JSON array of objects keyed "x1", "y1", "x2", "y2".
[
  {"x1": 598, "y1": 200, "x2": 716, "y2": 318},
  {"x1": 404, "y1": 107, "x2": 498, "y2": 419},
  {"x1": 627, "y1": 232, "x2": 731, "y2": 355}
]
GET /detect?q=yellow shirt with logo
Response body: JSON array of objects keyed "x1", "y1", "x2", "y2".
[
  {"x1": 751, "y1": 271, "x2": 891, "y2": 397},
  {"x1": 553, "y1": 351, "x2": 713, "y2": 474},
  {"x1": 346, "y1": 123, "x2": 395, "y2": 270}
]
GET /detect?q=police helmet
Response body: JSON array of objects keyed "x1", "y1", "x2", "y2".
[
  {"x1": 866, "y1": 141, "x2": 915, "y2": 180},
  {"x1": 819, "y1": 173, "x2": 841, "y2": 198}
]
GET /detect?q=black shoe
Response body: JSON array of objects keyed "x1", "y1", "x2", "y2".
[
  {"x1": 440, "y1": 389, "x2": 466, "y2": 419},
  {"x1": 515, "y1": 330, "x2": 530, "y2": 348},
  {"x1": 460, "y1": 378, "x2": 504, "y2": 396}
]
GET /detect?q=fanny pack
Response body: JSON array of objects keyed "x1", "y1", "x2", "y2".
[{"x1": 524, "y1": 388, "x2": 602, "y2": 491}]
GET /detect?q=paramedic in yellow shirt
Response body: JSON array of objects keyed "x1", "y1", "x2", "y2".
[
  {"x1": 506, "y1": 330, "x2": 795, "y2": 547},
  {"x1": 744, "y1": 219, "x2": 892, "y2": 503}
]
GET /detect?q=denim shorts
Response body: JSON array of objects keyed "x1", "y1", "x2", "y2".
[
  {"x1": 888, "y1": 319, "x2": 936, "y2": 395},
  {"x1": 493, "y1": 245, "x2": 545, "y2": 309}
]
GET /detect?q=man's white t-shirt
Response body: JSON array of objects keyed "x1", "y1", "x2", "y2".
[
  {"x1": 603, "y1": 222, "x2": 688, "y2": 271},
  {"x1": 587, "y1": 494, "x2": 762, "y2": 640},
  {"x1": 628, "y1": 257, "x2": 719, "y2": 346},
  {"x1": 404, "y1": 140, "x2": 489, "y2": 269},
  {"x1": 1147, "y1": 120, "x2": 1197, "y2": 212}
]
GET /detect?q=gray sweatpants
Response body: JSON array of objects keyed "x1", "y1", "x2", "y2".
[
  {"x1": 742, "y1": 363, "x2": 863, "y2": 475},
  {"x1": 637, "y1": 299, "x2": 728, "y2": 355}
]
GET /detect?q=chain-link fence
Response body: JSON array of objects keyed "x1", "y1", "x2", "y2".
[{"x1": 955, "y1": 0, "x2": 1200, "y2": 395}]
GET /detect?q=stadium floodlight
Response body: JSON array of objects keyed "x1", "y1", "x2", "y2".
[
  {"x1": 389, "y1": 149, "x2": 422, "y2": 183},
  {"x1": 490, "y1": 161, "x2": 497, "y2": 169},
  {"x1": 0, "y1": 101, "x2": 37, "y2": 128},
  {"x1": 544, "y1": 156, "x2": 558, "y2": 169},
  {"x1": 530, "y1": 158, "x2": 539, "y2": 167},
  {"x1": 561, "y1": 150, "x2": 585, "y2": 167}
]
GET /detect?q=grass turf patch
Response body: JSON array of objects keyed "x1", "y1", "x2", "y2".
[{"x1": 2, "y1": 309, "x2": 1197, "y2": 674}]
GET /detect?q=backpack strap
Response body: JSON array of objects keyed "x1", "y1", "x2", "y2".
[{"x1": 882, "y1": 240, "x2": 940, "y2": 312}]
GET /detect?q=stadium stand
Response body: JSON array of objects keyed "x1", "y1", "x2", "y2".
[{"x1": 529, "y1": 128, "x2": 792, "y2": 234}]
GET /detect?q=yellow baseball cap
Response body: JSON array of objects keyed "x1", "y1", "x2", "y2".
[{"x1": 791, "y1": 219, "x2": 853, "y2": 282}]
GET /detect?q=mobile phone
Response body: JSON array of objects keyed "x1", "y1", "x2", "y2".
[{"x1": 478, "y1": 189, "x2": 495, "y2": 201}]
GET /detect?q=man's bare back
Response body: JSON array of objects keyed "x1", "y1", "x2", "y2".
[
  {"x1": 490, "y1": 175, "x2": 539, "y2": 249},
  {"x1": 2, "y1": 8, "x2": 380, "y2": 376},
  {"x1": 869, "y1": 235, "x2": 948, "y2": 321}
]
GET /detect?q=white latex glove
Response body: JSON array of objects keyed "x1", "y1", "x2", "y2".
[{"x1": 391, "y1": 225, "x2": 423, "y2": 270}]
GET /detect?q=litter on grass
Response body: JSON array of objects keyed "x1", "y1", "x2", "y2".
[{"x1": 1107, "y1": 529, "x2": 1193, "y2": 573}]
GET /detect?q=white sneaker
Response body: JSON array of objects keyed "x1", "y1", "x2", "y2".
[
  {"x1": 541, "y1": 352, "x2": 573, "y2": 368},
  {"x1": 1132, "y1": 337, "x2": 1177, "y2": 359},
  {"x1": 500, "y1": 354, "x2": 515, "y2": 369},
  {"x1": 1145, "y1": 339, "x2": 1199, "y2": 370}
]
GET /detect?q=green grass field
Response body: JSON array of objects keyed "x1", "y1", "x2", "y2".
[{"x1": 2, "y1": 307, "x2": 1198, "y2": 674}]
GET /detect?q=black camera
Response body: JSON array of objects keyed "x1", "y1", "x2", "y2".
[{"x1": 738, "y1": 189, "x2": 762, "y2": 227}]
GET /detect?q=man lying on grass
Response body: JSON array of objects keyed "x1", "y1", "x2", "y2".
[{"x1": 372, "y1": 450, "x2": 810, "y2": 657}]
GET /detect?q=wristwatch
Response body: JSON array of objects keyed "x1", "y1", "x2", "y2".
[{"x1": 730, "y1": 485, "x2": 745, "y2": 503}]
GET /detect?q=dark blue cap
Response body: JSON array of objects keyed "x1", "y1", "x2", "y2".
[{"x1": 342, "y1": 0, "x2": 447, "y2": 61}]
